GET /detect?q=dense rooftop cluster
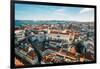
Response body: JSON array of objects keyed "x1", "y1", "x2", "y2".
[{"x1": 15, "y1": 21, "x2": 94, "y2": 66}]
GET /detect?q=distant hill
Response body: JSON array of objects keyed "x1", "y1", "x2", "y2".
[
  {"x1": 15, "y1": 20, "x2": 69, "y2": 26},
  {"x1": 15, "y1": 20, "x2": 94, "y2": 26}
]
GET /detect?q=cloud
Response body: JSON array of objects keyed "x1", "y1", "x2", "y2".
[
  {"x1": 80, "y1": 8, "x2": 93, "y2": 14},
  {"x1": 54, "y1": 8, "x2": 66, "y2": 15}
]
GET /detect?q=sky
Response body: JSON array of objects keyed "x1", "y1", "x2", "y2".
[{"x1": 15, "y1": 4, "x2": 94, "y2": 22}]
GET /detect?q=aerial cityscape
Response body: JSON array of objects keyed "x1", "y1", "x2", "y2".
[{"x1": 14, "y1": 4, "x2": 95, "y2": 67}]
